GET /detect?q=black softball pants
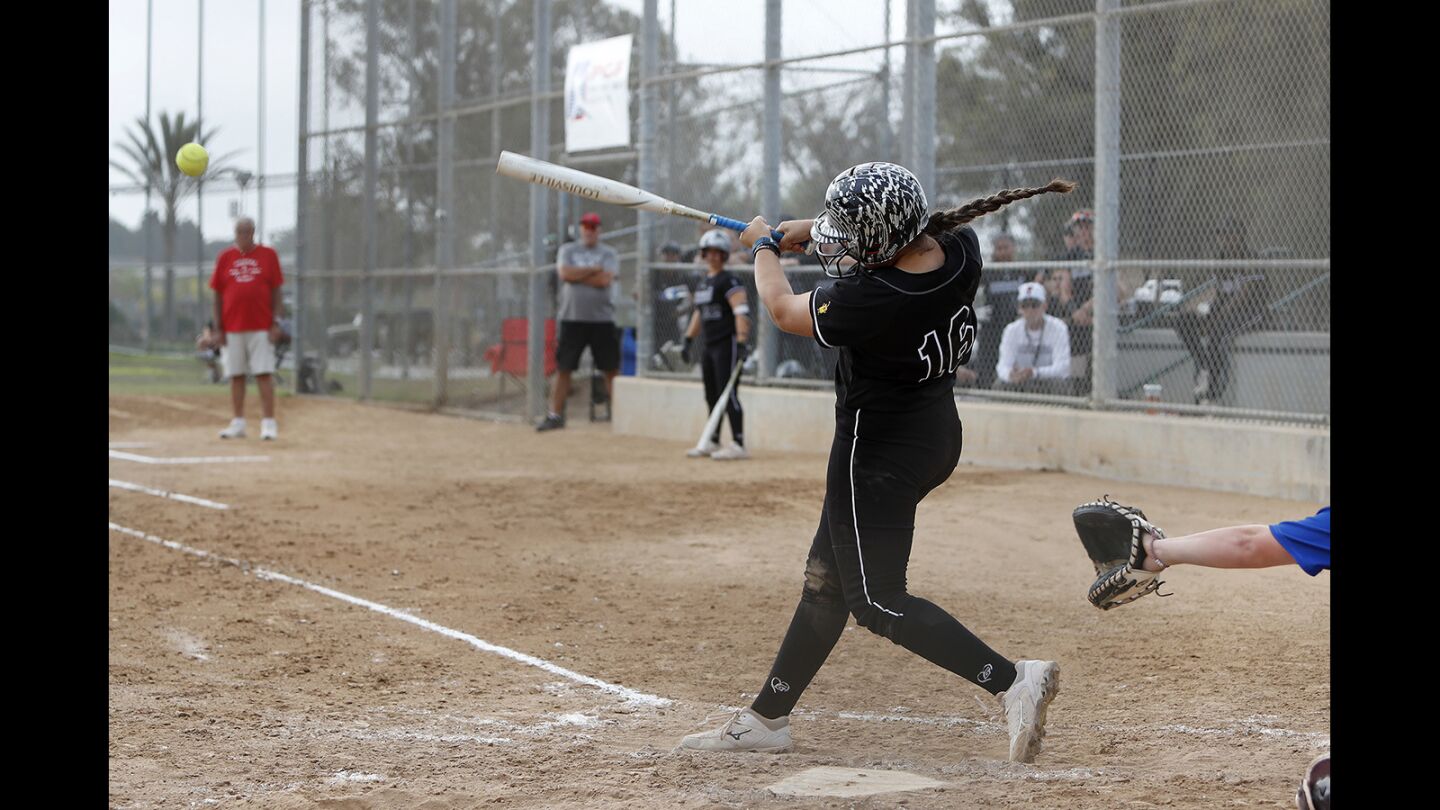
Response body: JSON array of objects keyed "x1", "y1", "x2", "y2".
[
  {"x1": 700, "y1": 338, "x2": 744, "y2": 446},
  {"x1": 750, "y1": 397, "x2": 1017, "y2": 719}
]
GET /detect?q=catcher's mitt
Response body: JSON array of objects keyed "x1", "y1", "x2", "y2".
[{"x1": 1073, "y1": 496, "x2": 1171, "y2": 610}]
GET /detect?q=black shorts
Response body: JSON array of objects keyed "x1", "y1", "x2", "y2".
[{"x1": 555, "y1": 321, "x2": 619, "y2": 372}]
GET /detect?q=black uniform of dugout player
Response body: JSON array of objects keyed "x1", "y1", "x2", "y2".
[
  {"x1": 680, "y1": 163, "x2": 1076, "y2": 763},
  {"x1": 682, "y1": 229, "x2": 752, "y2": 459}
]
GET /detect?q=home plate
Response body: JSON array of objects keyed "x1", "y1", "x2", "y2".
[{"x1": 766, "y1": 766, "x2": 946, "y2": 798}]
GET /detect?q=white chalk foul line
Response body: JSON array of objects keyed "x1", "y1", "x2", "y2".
[
  {"x1": 1152, "y1": 719, "x2": 1329, "y2": 748},
  {"x1": 109, "y1": 450, "x2": 269, "y2": 464},
  {"x1": 108, "y1": 442, "x2": 153, "y2": 449},
  {"x1": 109, "y1": 479, "x2": 230, "y2": 510},
  {"x1": 107, "y1": 522, "x2": 670, "y2": 708}
]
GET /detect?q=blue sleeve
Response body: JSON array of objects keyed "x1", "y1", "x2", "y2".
[{"x1": 1270, "y1": 506, "x2": 1330, "y2": 576}]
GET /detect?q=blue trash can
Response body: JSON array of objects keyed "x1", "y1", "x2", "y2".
[{"x1": 620, "y1": 327, "x2": 637, "y2": 376}]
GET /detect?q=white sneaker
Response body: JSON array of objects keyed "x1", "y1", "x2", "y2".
[
  {"x1": 1192, "y1": 368, "x2": 1211, "y2": 402},
  {"x1": 687, "y1": 439, "x2": 720, "y2": 458},
  {"x1": 999, "y1": 660, "x2": 1060, "y2": 763},
  {"x1": 219, "y1": 419, "x2": 246, "y2": 439},
  {"x1": 679, "y1": 709, "x2": 792, "y2": 753},
  {"x1": 710, "y1": 444, "x2": 750, "y2": 461},
  {"x1": 260, "y1": 418, "x2": 278, "y2": 441}
]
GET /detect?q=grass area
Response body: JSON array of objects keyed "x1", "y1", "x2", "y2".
[
  {"x1": 108, "y1": 352, "x2": 294, "y2": 399},
  {"x1": 323, "y1": 372, "x2": 434, "y2": 404},
  {"x1": 109, "y1": 351, "x2": 528, "y2": 415}
]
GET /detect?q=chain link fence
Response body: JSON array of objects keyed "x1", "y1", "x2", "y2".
[
  {"x1": 109, "y1": 262, "x2": 212, "y2": 354},
  {"x1": 109, "y1": 0, "x2": 1328, "y2": 424}
]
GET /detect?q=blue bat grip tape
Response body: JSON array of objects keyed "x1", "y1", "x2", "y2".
[
  {"x1": 710, "y1": 215, "x2": 801, "y2": 246},
  {"x1": 710, "y1": 215, "x2": 749, "y2": 232}
]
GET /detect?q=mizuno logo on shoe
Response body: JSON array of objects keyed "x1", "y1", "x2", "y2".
[
  {"x1": 726, "y1": 728, "x2": 752, "y2": 740},
  {"x1": 770, "y1": 677, "x2": 790, "y2": 693}
]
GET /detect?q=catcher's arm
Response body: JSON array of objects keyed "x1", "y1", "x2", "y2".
[{"x1": 1146, "y1": 524, "x2": 1294, "y2": 570}]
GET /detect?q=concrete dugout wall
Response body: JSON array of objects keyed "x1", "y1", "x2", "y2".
[{"x1": 612, "y1": 378, "x2": 1328, "y2": 503}]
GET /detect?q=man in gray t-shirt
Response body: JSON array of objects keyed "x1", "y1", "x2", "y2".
[{"x1": 537, "y1": 212, "x2": 622, "y2": 431}]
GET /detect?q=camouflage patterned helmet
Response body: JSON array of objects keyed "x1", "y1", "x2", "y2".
[{"x1": 810, "y1": 162, "x2": 930, "y2": 278}]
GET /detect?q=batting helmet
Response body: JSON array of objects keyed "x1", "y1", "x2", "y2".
[
  {"x1": 698, "y1": 228, "x2": 732, "y2": 258},
  {"x1": 810, "y1": 162, "x2": 930, "y2": 278}
]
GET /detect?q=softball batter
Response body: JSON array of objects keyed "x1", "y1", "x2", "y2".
[
  {"x1": 680, "y1": 163, "x2": 1074, "y2": 762},
  {"x1": 682, "y1": 228, "x2": 753, "y2": 460}
]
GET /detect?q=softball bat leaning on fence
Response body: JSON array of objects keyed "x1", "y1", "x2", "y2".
[
  {"x1": 696, "y1": 356, "x2": 745, "y2": 453},
  {"x1": 496, "y1": 151, "x2": 788, "y2": 241}
]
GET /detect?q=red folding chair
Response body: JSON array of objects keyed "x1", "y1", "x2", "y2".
[{"x1": 483, "y1": 318, "x2": 557, "y2": 399}]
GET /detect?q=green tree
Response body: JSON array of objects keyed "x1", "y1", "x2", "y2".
[
  {"x1": 111, "y1": 111, "x2": 240, "y2": 340},
  {"x1": 779, "y1": 78, "x2": 891, "y2": 219},
  {"x1": 934, "y1": 0, "x2": 1328, "y2": 263},
  {"x1": 318, "y1": 0, "x2": 749, "y2": 268}
]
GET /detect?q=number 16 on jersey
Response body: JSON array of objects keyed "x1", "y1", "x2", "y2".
[{"x1": 916, "y1": 307, "x2": 977, "y2": 382}]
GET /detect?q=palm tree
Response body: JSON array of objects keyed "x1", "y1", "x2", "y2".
[{"x1": 111, "y1": 111, "x2": 238, "y2": 341}]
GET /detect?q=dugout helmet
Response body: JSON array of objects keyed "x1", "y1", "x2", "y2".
[
  {"x1": 810, "y1": 162, "x2": 930, "y2": 278},
  {"x1": 698, "y1": 228, "x2": 732, "y2": 258}
]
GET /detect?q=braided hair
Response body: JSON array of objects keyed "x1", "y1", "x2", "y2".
[{"x1": 922, "y1": 179, "x2": 1077, "y2": 236}]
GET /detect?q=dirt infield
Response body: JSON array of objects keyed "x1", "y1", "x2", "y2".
[{"x1": 108, "y1": 393, "x2": 1329, "y2": 809}]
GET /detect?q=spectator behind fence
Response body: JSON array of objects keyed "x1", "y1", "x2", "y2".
[
  {"x1": 196, "y1": 320, "x2": 223, "y2": 384},
  {"x1": 210, "y1": 217, "x2": 284, "y2": 441},
  {"x1": 660, "y1": 242, "x2": 683, "y2": 264},
  {"x1": 1174, "y1": 216, "x2": 1271, "y2": 405},
  {"x1": 536, "y1": 211, "x2": 620, "y2": 432},
  {"x1": 1036, "y1": 210, "x2": 1094, "y2": 390},
  {"x1": 975, "y1": 232, "x2": 1029, "y2": 388},
  {"x1": 994, "y1": 282, "x2": 1072, "y2": 395}
]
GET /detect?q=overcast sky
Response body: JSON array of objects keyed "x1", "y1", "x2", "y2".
[{"x1": 108, "y1": 0, "x2": 948, "y2": 246}]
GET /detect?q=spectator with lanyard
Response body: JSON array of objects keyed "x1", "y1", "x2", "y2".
[{"x1": 994, "y1": 282, "x2": 1072, "y2": 395}]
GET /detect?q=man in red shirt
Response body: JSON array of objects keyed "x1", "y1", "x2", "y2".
[{"x1": 209, "y1": 217, "x2": 285, "y2": 440}]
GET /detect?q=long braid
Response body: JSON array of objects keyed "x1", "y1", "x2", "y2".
[{"x1": 923, "y1": 179, "x2": 1077, "y2": 235}]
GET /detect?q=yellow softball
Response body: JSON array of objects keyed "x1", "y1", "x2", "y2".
[{"x1": 176, "y1": 142, "x2": 210, "y2": 177}]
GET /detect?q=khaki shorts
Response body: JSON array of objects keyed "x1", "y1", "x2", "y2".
[{"x1": 222, "y1": 330, "x2": 277, "y2": 378}]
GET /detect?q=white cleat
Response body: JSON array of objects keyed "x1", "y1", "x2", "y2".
[
  {"x1": 687, "y1": 439, "x2": 721, "y2": 458},
  {"x1": 999, "y1": 659, "x2": 1060, "y2": 763},
  {"x1": 219, "y1": 419, "x2": 247, "y2": 439},
  {"x1": 1193, "y1": 368, "x2": 1211, "y2": 401},
  {"x1": 679, "y1": 709, "x2": 792, "y2": 753},
  {"x1": 710, "y1": 444, "x2": 750, "y2": 461},
  {"x1": 260, "y1": 418, "x2": 278, "y2": 441}
]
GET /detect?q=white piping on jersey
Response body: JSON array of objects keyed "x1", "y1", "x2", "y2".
[
  {"x1": 811, "y1": 291, "x2": 834, "y2": 348},
  {"x1": 864, "y1": 234, "x2": 969, "y2": 296},
  {"x1": 868, "y1": 264, "x2": 965, "y2": 296},
  {"x1": 850, "y1": 409, "x2": 903, "y2": 618}
]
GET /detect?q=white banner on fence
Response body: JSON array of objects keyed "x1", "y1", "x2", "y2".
[{"x1": 564, "y1": 35, "x2": 633, "y2": 153}]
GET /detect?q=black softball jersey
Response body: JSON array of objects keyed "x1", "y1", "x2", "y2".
[{"x1": 808, "y1": 226, "x2": 982, "y2": 412}]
